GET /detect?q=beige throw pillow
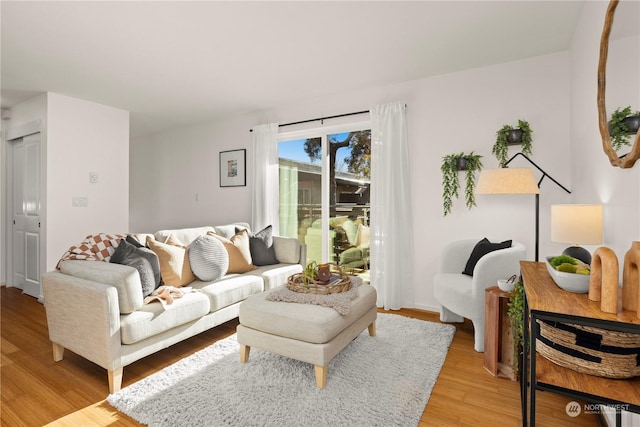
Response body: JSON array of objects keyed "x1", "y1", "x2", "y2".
[
  {"x1": 146, "y1": 235, "x2": 195, "y2": 286},
  {"x1": 207, "y1": 230, "x2": 256, "y2": 273}
]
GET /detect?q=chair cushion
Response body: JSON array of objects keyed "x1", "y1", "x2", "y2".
[{"x1": 462, "y1": 238, "x2": 512, "y2": 276}]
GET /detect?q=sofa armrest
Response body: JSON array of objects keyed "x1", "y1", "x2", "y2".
[
  {"x1": 42, "y1": 271, "x2": 122, "y2": 371},
  {"x1": 273, "y1": 236, "x2": 306, "y2": 265},
  {"x1": 59, "y1": 260, "x2": 143, "y2": 313}
]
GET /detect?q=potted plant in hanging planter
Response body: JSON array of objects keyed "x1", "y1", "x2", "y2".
[
  {"x1": 493, "y1": 119, "x2": 533, "y2": 167},
  {"x1": 609, "y1": 106, "x2": 640, "y2": 151},
  {"x1": 441, "y1": 152, "x2": 483, "y2": 216}
]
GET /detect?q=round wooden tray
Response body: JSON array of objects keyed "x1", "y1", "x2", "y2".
[{"x1": 287, "y1": 271, "x2": 351, "y2": 295}]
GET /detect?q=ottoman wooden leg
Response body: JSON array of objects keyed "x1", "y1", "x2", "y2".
[
  {"x1": 314, "y1": 365, "x2": 327, "y2": 389},
  {"x1": 368, "y1": 320, "x2": 376, "y2": 336},
  {"x1": 239, "y1": 344, "x2": 251, "y2": 363}
]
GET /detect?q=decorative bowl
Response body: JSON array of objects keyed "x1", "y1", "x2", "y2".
[
  {"x1": 497, "y1": 279, "x2": 515, "y2": 292},
  {"x1": 545, "y1": 256, "x2": 590, "y2": 293}
]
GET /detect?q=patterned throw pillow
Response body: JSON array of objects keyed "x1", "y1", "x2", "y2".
[{"x1": 188, "y1": 235, "x2": 229, "y2": 282}]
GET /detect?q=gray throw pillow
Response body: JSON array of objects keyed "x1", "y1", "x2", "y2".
[
  {"x1": 110, "y1": 239, "x2": 161, "y2": 297},
  {"x1": 188, "y1": 235, "x2": 229, "y2": 282},
  {"x1": 242, "y1": 225, "x2": 278, "y2": 266}
]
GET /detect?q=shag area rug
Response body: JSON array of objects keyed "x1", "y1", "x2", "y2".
[{"x1": 108, "y1": 313, "x2": 455, "y2": 427}]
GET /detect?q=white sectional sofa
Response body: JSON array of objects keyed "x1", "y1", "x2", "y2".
[{"x1": 41, "y1": 223, "x2": 305, "y2": 393}]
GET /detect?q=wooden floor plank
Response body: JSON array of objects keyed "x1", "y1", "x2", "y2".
[{"x1": 1, "y1": 287, "x2": 600, "y2": 426}]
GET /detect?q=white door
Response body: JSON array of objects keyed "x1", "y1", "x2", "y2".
[{"x1": 10, "y1": 133, "x2": 41, "y2": 298}]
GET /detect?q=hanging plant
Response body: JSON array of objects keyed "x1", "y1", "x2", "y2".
[
  {"x1": 441, "y1": 152, "x2": 483, "y2": 216},
  {"x1": 609, "y1": 106, "x2": 640, "y2": 151},
  {"x1": 493, "y1": 119, "x2": 533, "y2": 167},
  {"x1": 507, "y1": 278, "x2": 524, "y2": 378}
]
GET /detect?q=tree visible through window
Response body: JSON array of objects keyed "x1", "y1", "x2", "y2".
[{"x1": 279, "y1": 128, "x2": 371, "y2": 280}]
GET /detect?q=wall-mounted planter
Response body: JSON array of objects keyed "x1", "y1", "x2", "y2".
[
  {"x1": 506, "y1": 129, "x2": 524, "y2": 145},
  {"x1": 441, "y1": 152, "x2": 483, "y2": 216},
  {"x1": 493, "y1": 119, "x2": 533, "y2": 167},
  {"x1": 609, "y1": 107, "x2": 640, "y2": 152}
]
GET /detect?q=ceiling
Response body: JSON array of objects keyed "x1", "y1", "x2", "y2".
[{"x1": 1, "y1": 1, "x2": 587, "y2": 137}]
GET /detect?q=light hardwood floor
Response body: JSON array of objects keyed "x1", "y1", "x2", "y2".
[{"x1": 1, "y1": 286, "x2": 600, "y2": 426}]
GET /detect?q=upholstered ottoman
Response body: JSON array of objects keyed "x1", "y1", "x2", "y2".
[{"x1": 237, "y1": 282, "x2": 377, "y2": 388}]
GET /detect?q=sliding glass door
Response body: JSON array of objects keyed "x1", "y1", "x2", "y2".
[{"x1": 278, "y1": 124, "x2": 371, "y2": 280}]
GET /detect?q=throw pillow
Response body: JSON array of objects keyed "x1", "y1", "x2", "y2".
[
  {"x1": 462, "y1": 238, "x2": 513, "y2": 276},
  {"x1": 146, "y1": 235, "x2": 196, "y2": 287},
  {"x1": 110, "y1": 239, "x2": 161, "y2": 297},
  {"x1": 243, "y1": 225, "x2": 278, "y2": 266},
  {"x1": 188, "y1": 235, "x2": 229, "y2": 282},
  {"x1": 207, "y1": 231, "x2": 256, "y2": 273},
  {"x1": 126, "y1": 234, "x2": 144, "y2": 248}
]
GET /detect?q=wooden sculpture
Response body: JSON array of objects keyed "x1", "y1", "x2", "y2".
[
  {"x1": 589, "y1": 247, "x2": 619, "y2": 313},
  {"x1": 622, "y1": 242, "x2": 640, "y2": 318}
]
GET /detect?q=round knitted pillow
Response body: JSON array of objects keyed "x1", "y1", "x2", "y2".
[{"x1": 188, "y1": 234, "x2": 229, "y2": 282}]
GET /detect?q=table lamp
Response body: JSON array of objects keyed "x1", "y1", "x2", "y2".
[{"x1": 551, "y1": 204, "x2": 603, "y2": 265}]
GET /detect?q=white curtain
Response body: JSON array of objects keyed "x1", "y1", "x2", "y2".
[
  {"x1": 251, "y1": 123, "x2": 280, "y2": 235},
  {"x1": 370, "y1": 102, "x2": 414, "y2": 310}
]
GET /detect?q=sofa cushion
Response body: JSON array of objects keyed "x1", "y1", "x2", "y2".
[
  {"x1": 110, "y1": 238, "x2": 161, "y2": 297},
  {"x1": 213, "y1": 222, "x2": 249, "y2": 239},
  {"x1": 120, "y1": 292, "x2": 211, "y2": 345},
  {"x1": 249, "y1": 263, "x2": 304, "y2": 291},
  {"x1": 147, "y1": 236, "x2": 196, "y2": 287},
  {"x1": 462, "y1": 238, "x2": 512, "y2": 276},
  {"x1": 191, "y1": 274, "x2": 263, "y2": 312},
  {"x1": 154, "y1": 226, "x2": 214, "y2": 246},
  {"x1": 59, "y1": 260, "x2": 144, "y2": 314},
  {"x1": 207, "y1": 230, "x2": 256, "y2": 273},
  {"x1": 188, "y1": 235, "x2": 229, "y2": 282},
  {"x1": 245, "y1": 225, "x2": 278, "y2": 266}
]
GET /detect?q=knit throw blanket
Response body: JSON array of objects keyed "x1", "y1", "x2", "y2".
[
  {"x1": 57, "y1": 233, "x2": 126, "y2": 268},
  {"x1": 266, "y1": 276, "x2": 363, "y2": 315}
]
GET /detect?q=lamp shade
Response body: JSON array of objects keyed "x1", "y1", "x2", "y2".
[
  {"x1": 476, "y1": 168, "x2": 540, "y2": 195},
  {"x1": 551, "y1": 204, "x2": 603, "y2": 245}
]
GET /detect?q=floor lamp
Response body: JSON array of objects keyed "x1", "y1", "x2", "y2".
[{"x1": 476, "y1": 153, "x2": 571, "y2": 262}]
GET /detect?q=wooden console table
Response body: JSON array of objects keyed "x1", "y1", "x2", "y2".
[{"x1": 520, "y1": 261, "x2": 640, "y2": 427}]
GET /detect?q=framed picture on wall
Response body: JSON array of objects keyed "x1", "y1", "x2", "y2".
[{"x1": 219, "y1": 149, "x2": 246, "y2": 187}]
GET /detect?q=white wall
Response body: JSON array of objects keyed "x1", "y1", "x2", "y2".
[
  {"x1": 130, "y1": 114, "x2": 256, "y2": 232},
  {"x1": 131, "y1": 51, "x2": 572, "y2": 311},
  {"x1": 570, "y1": 1, "x2": 640, "y2": 273},
  {"x1": 46, "y1": 93, "x2": 130, "y2": 271}
]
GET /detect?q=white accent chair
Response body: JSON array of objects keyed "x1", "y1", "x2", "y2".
[{"x1": 433, "y1": 239, "x2": 527, "y2": 352}]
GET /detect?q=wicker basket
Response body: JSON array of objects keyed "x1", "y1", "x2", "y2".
[
  {"x1": 287, "y1": 266, "x2": 351, "y2": 295},
  {"x1": 536, "y1": 319, "x2": 640, "y2": 379}
]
